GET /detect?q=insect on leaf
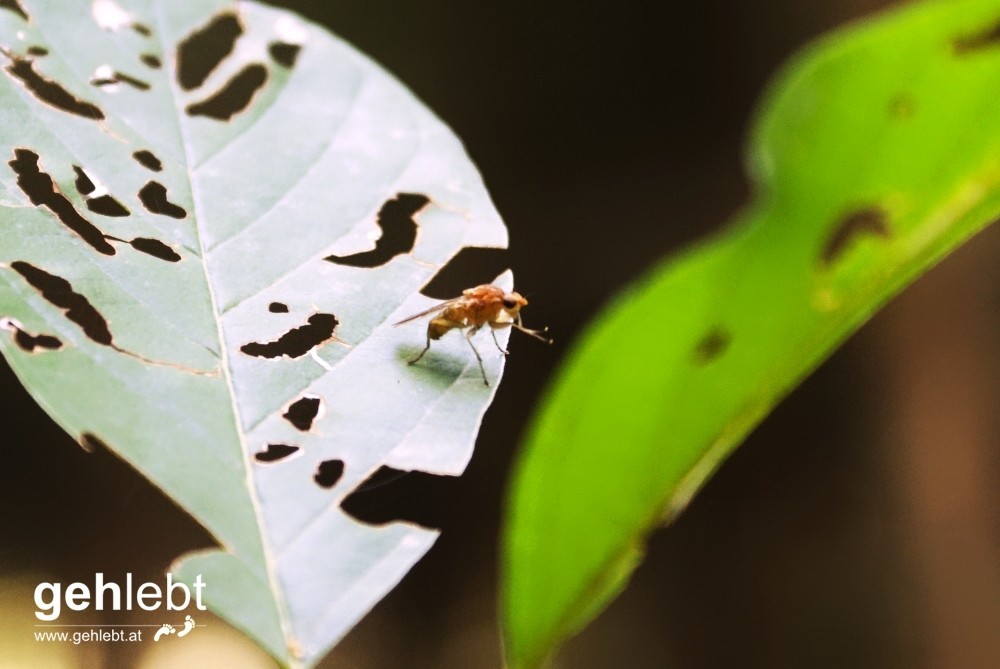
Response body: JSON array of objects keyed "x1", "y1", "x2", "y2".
[
  {"x1": 0, "y1": 1, "x2": 512, "y2": 666},
  {"x1": 502, "y1": 0, "x2": 1000, "y2": 666}
]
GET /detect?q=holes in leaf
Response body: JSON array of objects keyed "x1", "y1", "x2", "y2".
[
  {"x1": 72, "y1": 165, "x2": 96, "y2": 195},
  {"x1": 268, "y1": 302, "x2": 289, "y2": 313},
  {"x1": 131, "y1": 23, "x2": 152, "y2": 37},
  {"x1": 325, "y1": 193, "x2": 430, "y2": 268},
  {"x1": 87, "y1": 195, "x2": 130, "y2": 218},
  {"x1": 692, "y1": 327, "x2": 731, "y2": 365},
  {"x1": 240, "y1": 313, "x2": 338, "y2": 359},
  {"x1": 11, "y1": 262, "x2": 113, "y2": 346},
  {"x1": 132, "y1": 150, "x2": 163, "y2": 172},
  {"x1": 340, "y1": 466, "x2": 453, "y2": 528},
  {"x1": 123, "y1": 237, "x2": 181, "y2": 262},
  {"x1": 176, "y1": 12, "x2": 243, "y2": 91},
  {"x1": 268, "y1": 42, "x2": 301, "y2": 69},
  {"x1": 314, "y1": 460, "x2": 345, "y2": 489},
  {"x1": 27, "y1": 46, "x2": 49, "y2": 57},
  {"x1": 79, "y1": 432, "x2": 108, "y2": 454},
  {"x1": 91, "y1": 69, "x2": 151, "y2": 91},
  {"x1": 419, "y1": 247, "x2": 509, "y2": 299},
  {"x1": 9, "y1": 150, "x2": 116, "y2": 255},
  {"x1": 0, "y1": 0, "x2": 27, "y2": 21},
  {"x1": 4, "y1": 56, "x2": 104, "y2": 120},
  {"x1": 140, "y1": 54, "x2": 162, "y2": 69},
  {"x1": 820, "y1": 206, "x2": 891, "y2": 267},
  {"x1": 72, "y1": 164, "x2": 130, "y2": 217},
  {"x1": 283, "y1": 395, "x2": 321, "y2": 432},
  {"x1": 254, "y1": 443, "x2": 300, "y2": 464},
  {"x1": 954, "y1": 20, "x2": 1000, "y2": 54},
  {"x1": 185, "y1": 64, "x2": 268, "y2": 121},
  {"x1": 138, "y1": 181, "x2": 187, "y2": 219},
  {"x1": 1, "y1": 318, "x2": 62, "y2": 353}
]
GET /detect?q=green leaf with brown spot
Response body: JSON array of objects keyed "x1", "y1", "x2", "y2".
[{"x1": 502, "y1": 0, "x2": 1000, "y2": 666}]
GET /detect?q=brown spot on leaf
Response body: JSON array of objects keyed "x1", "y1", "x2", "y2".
[
  {"x1": 11, "y1": 261, "x2": 114, "y2": 346},
  {"x1": 821, "y1": 206, "x2": 891, "y2": 267},
  {"x1": 692, "y1": 327, "x2": 731, "y2": 365},
  {"x1": 176, "y1": 12, "x2": 243, "y2": 91},
  {"x1": 4, "y1": 57, "x2": 105, "y2": 120},
  {"x1": 138, "y1": 181, "x2": 186, "y2": 218},
  {"x1": 185, "y1": 63, "x2": 267, "y2": 121},
  {"x1": 9, "y1": 150, "x2": 116, "y2": 255},
  {"x1": 325, "y1": 193, "x2": 431, "y2": 268},
  {"x1": 954, "y1": 20, "x2": 1000, "y2": 54},
  {"x1": 240, "y1": 313, "x2": 338, "y2": 359}
]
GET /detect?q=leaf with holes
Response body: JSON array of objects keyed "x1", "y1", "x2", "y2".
[
  {"x1": 0, "y1": 1, "x2": 512, "y2": 666},
  {"x1": 502, "y1": 0, "x2": 1000, "y2": 666}
]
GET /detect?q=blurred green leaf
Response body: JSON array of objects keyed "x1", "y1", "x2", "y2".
[
  {"x1": 0, "y1": 1, "x2": 510, "y2": 666},
  {"x1": 502, "y1": 0, "x2": 1000, "y2": 666}
]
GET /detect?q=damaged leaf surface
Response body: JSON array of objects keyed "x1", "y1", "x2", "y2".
[
  {"x1": 502, "y1": 0, "x2": 1000, "y2": 667},
  {"x1": 0, "y1": 1, "x2": 509, "y2": 666}
]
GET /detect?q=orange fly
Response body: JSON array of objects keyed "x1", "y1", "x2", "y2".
[{"x1": 394, "y1": 284, "x2": 551, "y2": 386}]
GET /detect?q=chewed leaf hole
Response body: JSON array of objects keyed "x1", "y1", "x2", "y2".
[
  {"x1": 140, "y1": 54, "x2": 162, "y2": 69},
  {"x1": 127, "y1": 237, "x2": 181, "y2": 262},
  {"x1": 419, "y1": 246, "x2": 509, "y2": 299},
  {"x1": 283, "y1": 395, "x2": 322, "y2": 431},
  {"x1": 325, "y1": 193, "x2": 430, "y2": 268},
  {"x1": 0, "y1": 0, "x2": 28, "y2": 21},
  {"x1": 254, "y1": 443, "x2": 300, "y2": 464},
  {"x1": 268, "y1": 42, "x2": 301, "y2": 68},
  {"x1": 186, "y1": 64, "x2": 268, "y2": 121},
  {"x1": 78, "y1": 432, "x2": 109, "y2": 453},
  {"x1": 11, "y1": 261, "x2": 113, "y2": 346},
  {"x1": 692, "y1": 327, "x2": 731, "y2": 365},
  {"x1": 132, "y1": 150, "x2": 163, "y2": 172},
  {"x1": 269, "y1": 302, "x2": 289, "y2": 313},
  {"x1": 340, "y1": 466, "x2": 453, "y2": 528},
  {"x1": 820, "y1": 206, "x2": 891, "y2": 267},
  {"x1": 240, "y1": 313, "x2": 338, "y2": 359},
  {"x1": 138, "y1": 181, "x2": 187, "y2": 219},
  {"x1": 4, "y1": 57, "x2": 105, "y2": 120},
  {"x1": 9, "y1": 150, "x2": 115, "y2": 255},
  {"x1": 177, "y1": 11, "x2": 243, "y2": 91},
  {"x1": 314, "y1": 459, "x2": 345, "y2": 489},
  {"x1": 87, "y1": 195, "x2": 130, "y2": 218},
  {"x1": 954, "y1": 19, "x2": 1000, "y2": 54},
  {"x1": 1, "y1": 318, "x2": 62, "y2": 353}
]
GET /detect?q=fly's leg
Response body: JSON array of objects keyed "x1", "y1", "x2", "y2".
[
  {"x1": 490, "y1": 328, "x2": 509, "y2": 355},
  {"x1": 465, "y1": 327, "x2": 489, "y2": 386},
  {"x1": 514, "y1": 314, "x2": 552, "y2": 343},
  {"x1": 408, "y1": 317, "x2": 461, "y2": 365}
]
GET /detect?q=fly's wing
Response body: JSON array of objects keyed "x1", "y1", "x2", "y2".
[{"x1": 393, "y1": 298, "x2": 460, "y2": 326}]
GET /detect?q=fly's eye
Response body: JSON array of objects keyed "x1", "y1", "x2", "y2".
[{"x1": 502, "y1": 298, "x2": 518, "y2": 310}]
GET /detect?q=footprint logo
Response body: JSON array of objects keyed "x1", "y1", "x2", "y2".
[
  {"x1": 176, "y1": 615, "x2": 196, "y2": 639},
  {"x1": 153, "y1": 624, "x2": 175, "y2": 642}
]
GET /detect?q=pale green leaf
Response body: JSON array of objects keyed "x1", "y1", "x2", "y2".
[{"x1": 0, "y1": 1, "x2": 511, "y2": 666}]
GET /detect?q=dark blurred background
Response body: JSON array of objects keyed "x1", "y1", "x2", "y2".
[{"x1": 2, "y1": 0, "x2": 998, "y2": 667}]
